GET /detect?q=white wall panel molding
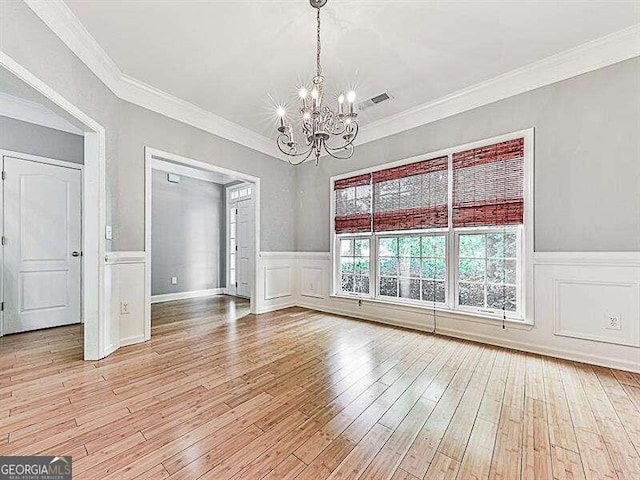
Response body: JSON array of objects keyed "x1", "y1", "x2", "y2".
[
  {"x1": 105, "y1": 250, "x2": 146, "y2": 349},
  {"x1": 24, "y1": 0, "x2": 639, "y2": 160},
  {"x1": 258, "y1": 250, "x2": 640, "y2": 372}
]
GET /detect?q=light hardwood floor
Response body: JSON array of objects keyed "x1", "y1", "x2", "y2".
[{"x1": 1, "y1": 296, "x2": 639, "y2": 479}]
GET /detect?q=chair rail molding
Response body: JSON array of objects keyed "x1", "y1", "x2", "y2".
[
  {"x1": 23, "y1": 0, "x2": 640, "y2": 159},
  {"x1": 258, "y1": 250, "x2": 640, "y2": 373}
]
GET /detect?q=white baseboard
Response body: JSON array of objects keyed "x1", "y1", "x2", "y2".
[
  {"x1": 297, "y1": 300, "x2": 640, "y2": 373},
  {"x1": 258, "y1": 251, "x2": 640, "y2": 374},
  {"x1": 151, "y1": 288, "x2": 225, "y2": 304},
  {"x1": 119, "y1": 334, "x2": 146, "y2": 348}
]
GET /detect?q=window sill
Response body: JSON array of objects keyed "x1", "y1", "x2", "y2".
[{"x1": 329, "y1": 293, "x2": 534, "y2": 329}]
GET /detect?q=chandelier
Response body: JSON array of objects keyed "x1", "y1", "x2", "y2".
[{"x1": 275, "y1": 0, "x2": 358, "y2": 166}]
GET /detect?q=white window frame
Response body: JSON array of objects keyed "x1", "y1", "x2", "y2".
[
  {"x1": 334, "y1": 233, "x2": 374, "y2": 298},
  {"x1": 452, "y1": 226, "x2": 523, "y2": 320},
  {"x1": 375, "y1": 232, "x2": 449, "y2": 308},
  {"x1": 329, "y1": 129, "x2": 534, "y2": 325}
]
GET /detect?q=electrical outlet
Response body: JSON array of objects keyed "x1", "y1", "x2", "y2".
[
  {"x1": 120, "y1": 302, "x2": 130, "y2": 315},
  {"x1": 171, "y1": 276, "x2": 178, "y2": 285},
  {"x1": 605, "y1": 313, "x2": 621, "y2": 330}
]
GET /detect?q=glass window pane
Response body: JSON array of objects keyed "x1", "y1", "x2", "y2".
[
  {"x1": 379, "y1": 238, "x2": 398, "y2": 256},
  {"x1": 354, "y1": 258, "x2": 369, "y2": 275},
  {"x1": 422, "y1": 280, "x2": 446, "y2": 303},
  {"x1": 459, "y1": 234, "x2": 485, "y2": 258},
  {"x1": 487, "y1": 285, "x2": 517, "y2": 311},
  {"x1": 458, "y1": 258, "x2": 485, "y2": 282},
  {"x1": 341, "y1": 274, "x2": 354, "y2": 292},
  {"x1": 422, "y1": 258, "x2": 446, "y2": 280},
  {"x1": 399, "y1": 278, "x2": 421, "y2": 300},
  {"x1": 459, "y1": 282, "x2": 484, "y2": 307},
  {"x1": 379, "y1": 257, "x2": 398, "y2": 276},
  {"x1": 354, "y1": 239, "x2": 370, "y2": 257},
  {"x1": 399, "y1": 236, "x2": 420, "y2": 257},
  {"x1": 487, "y1": 259, "x2": 516, "y2": 285},
  {"x1": 355, "y1": 275, "x2": 369, "y2": 294},
  {"x1": 379, "y1": 277, "x2": 398, "y2": 297},
  {"x1": 422, "y1": 236, "x2": 446, "y2": 257},
  {"x1": 409, "y1": 258, "x2": 421, "y2": 277},
  {"x1": 504, "y1": 233, "x2": 517, "y2": 258},
  {"x1": 486, "y1": 233, "x2": 506, "y2": 258},
  {"x1": 340, "y1": 239, "x2": 353, "y2": 256},
  {"x1": 340, "y1": 257, "x2": 354, "y2": 273}
]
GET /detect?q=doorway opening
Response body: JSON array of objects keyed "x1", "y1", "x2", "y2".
[
  {"x1": 144, "y1": 148, "x2": 259, "y2": 339},
  {"x1": 0, "y1": 53, "x2": 106, "y2": 360}
]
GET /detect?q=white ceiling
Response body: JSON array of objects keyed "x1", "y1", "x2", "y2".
[{"x1": 63, "y1": 0, "x2": 639, "y2": 139}]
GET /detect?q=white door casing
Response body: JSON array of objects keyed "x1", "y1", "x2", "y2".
[{"x1": 2, "y1": 156, "x2": 82, "y2": 334}]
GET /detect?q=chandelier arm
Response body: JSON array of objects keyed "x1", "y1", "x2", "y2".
[
  {"x1": 277, "y1": 134, "x2": 313, "y2": 157},
  {"x1": 289, "y1": 146, "x2": 316, "y2": 166},
  {"x1": 324, "y1": 122, "x2": 359, "y2": 151},
  {"x1": 322, "y1": 141, "x2": 354, "y2": 160}
]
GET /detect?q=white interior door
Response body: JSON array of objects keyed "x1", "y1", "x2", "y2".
[
  {"x1": 2, "y1": 156, "x2": 82, "y2": 334},
  {"x1": 236, "y1": 197, "x2": 254, "y2": 298}
]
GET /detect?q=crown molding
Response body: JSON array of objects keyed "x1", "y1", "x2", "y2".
[
  {"x1": 0, "y1": 91, "x2": 84, "y2": 134},
  {"x1": 23, "y1": 0, "x2": 281, "y2": 159},
  {"x1": 24, "y1": 0, "x2": 639, "y2": 162},
  {"x1": 356, "y1": 24, "x2": 640, "y2": 146}
]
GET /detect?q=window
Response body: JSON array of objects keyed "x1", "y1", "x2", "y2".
[
  {"x1": 338, "y1": 237, "x2": 371, "y2": 295},
  {"x1": 332, "y1": 133, "x2": 529, "y2": 321},
  {"x1": 456, "y1": 230, "x2": 520, "y2": 315},
  {"x1": 378, "y1": 235, "x2": 446, "y2": 303}
]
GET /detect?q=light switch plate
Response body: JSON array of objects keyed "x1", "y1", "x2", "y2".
[{"x1": 105, "y1": 225, "x2": 112, "y2": 240}]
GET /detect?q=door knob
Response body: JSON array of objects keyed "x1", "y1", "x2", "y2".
[{"x1": 72, "y1": 251, "x2": 81, "y2": 257}]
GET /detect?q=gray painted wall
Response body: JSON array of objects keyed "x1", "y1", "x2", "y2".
[
  {"x1": 0, "y1": 0, "x2": 295, "y2": 252},
  {"x1": 294, "y1": 58, "x2": 640, "y2": 252},
  {"x1": 151, "y1": 170, "x2": 225, "y2": 295},
  {"x1": 0, "y1": 115, "x2": 84, "y2": 164}
]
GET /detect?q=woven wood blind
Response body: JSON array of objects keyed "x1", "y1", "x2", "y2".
[
  {"x1": 372, "y1": 156, "x2": 449, "y2": 231},
  {"x1": 452, "y1": 138, "x2": 524, "y2": 228},
  {"x1": 334, "y1": 174, "x2": 372, "y2": 233}
]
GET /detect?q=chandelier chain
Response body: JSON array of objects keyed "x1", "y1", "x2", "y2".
[{"x1": 316, "y1": 8, "x2": 322, "y2": 78}]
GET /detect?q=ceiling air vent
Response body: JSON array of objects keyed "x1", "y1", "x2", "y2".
[{"x1": 357, "y1": 92, "x2": 392, "y2": 111}]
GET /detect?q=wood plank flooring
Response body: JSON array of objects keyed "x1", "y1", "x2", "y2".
[{"x1": 1, "y1": 295, "x2": 639, "y2": 479}]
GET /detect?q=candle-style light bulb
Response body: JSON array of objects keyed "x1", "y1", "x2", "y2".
[
  {"x1": 346, "y1": 91, "x2": 356, "y2": 115},
  {"x1": 338, "y1": 93, "x2": 345, "y2": 115},
  {"x1": 276, "y1": 107, "x2": 286, "y2": 131},
  {"x1": 311, "y1": 87, "x2": 320, "y2": 110}
]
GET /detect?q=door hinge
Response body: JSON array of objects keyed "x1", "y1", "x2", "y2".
[
  {"x1": 235, "y1": 245, "x2": 238, "y2": 251},
  {"x1": 1, "y1": 236, "x2": 5, "y2": 246},
  {"x1": 1, "y1": 171, "x2": 5, "y2": 180},
  {"x1": 1, "y1": 302, "x2": 3, "y2": 311},
  {"x1": 235, "y1": 282, "x2": 238, "y2": 287}
]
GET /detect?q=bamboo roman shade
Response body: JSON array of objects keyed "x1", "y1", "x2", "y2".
[
  {"x1": 452, "y1": 138, "x2": 524, "y2": 228},
  {"x1": 334, "y1": 173, "x2": 372, "y2": 233},
  {"x1": 372, "y1": 156, "x2": 449, "y2": 231}
]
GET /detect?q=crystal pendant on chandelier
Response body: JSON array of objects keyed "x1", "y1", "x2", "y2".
[{"x1": 275, "y1": 0, "x2": 358, "y2": 166}]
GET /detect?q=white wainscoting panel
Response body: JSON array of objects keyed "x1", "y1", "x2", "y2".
[
  {"x1": 259, "y1": 250, "x2": 640, "y2": 372},
  {"x1": 105, "y1": 252, "x2": 147, "y2": 349}
]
